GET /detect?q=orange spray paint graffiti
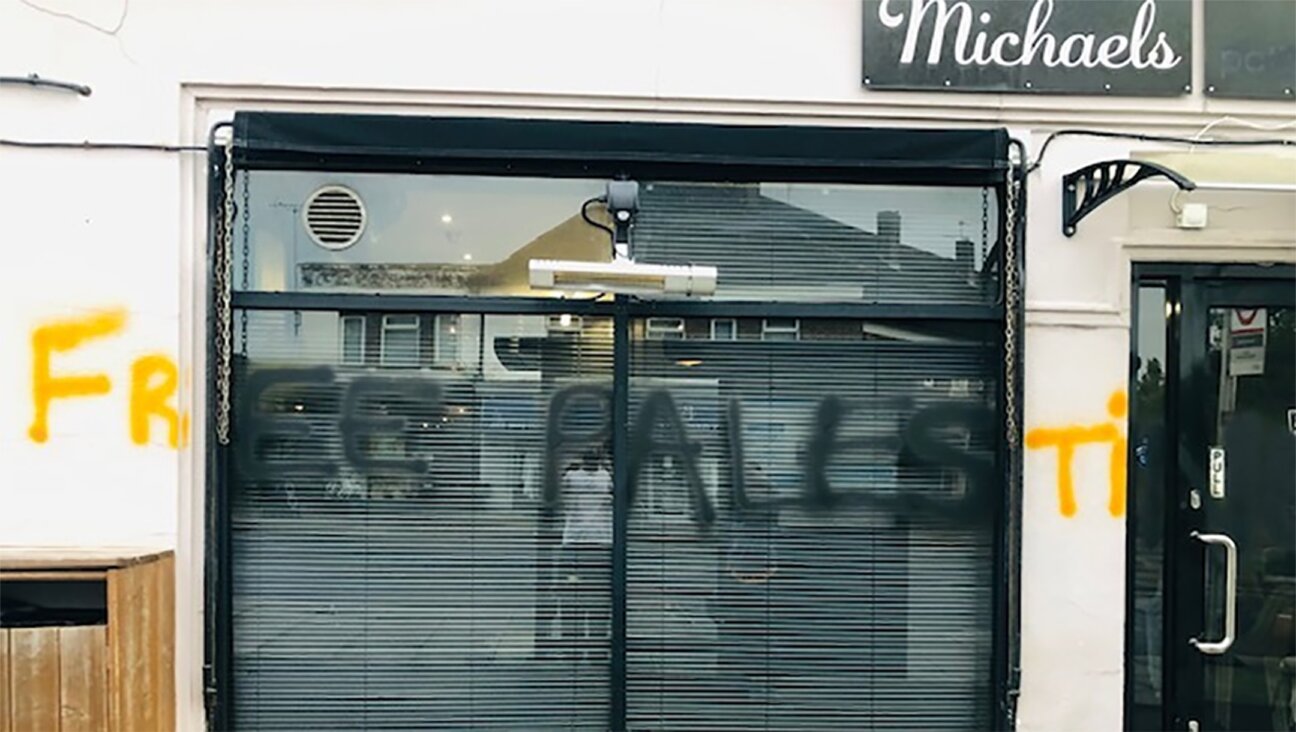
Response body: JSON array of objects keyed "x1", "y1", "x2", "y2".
[
  {"x1": 28, "y1": 309, "x2": 186, "y2": 448},
  {"x1": 1025, "y1": 391, "x2": 1128, "y2": 518},
  {"x1": 130, "y1": 354, "x2": 186, "y2": 448},
  {"x1": 28, "y1": 309, "x2": 127, "y2": 443}
]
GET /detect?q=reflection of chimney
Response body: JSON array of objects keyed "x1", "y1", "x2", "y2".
[
  {"x1": 955, "y1": 238, "x2": 974, "y2": 273},
  {"x1": 877, "y1": 211, "x2": 901, "y2": 245},
  {"x1": 877, "y1": 210, "x2": 901, "y2": 266}
]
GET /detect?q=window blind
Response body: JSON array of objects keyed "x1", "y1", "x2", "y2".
[
  {"x1": 624, "y1": 319, "x2": 998, "y2": 730},
  {"x1": 223, "y1": 168, "x2": 1004, "y2": 730},
  {"x1": 230, "y1": 310, "x2": 615, "y2": 729}
]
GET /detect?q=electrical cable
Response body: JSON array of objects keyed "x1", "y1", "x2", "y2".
[
  {"x1": 580, "y1": 196, "x2": 619, "y2": 259},
  {"x1": 1169, "y1": 187, "x2": 1187, "y2": 214},
  {"x1": 0, "y1": 75, "x2": 92, "y2": 97},
  {"x1": 580, "y1": 194, "x2": 614, "y2": 239},
  {"x1": 0, "y1": 138, "x2": 206, "y2": 152},
  {"x1": 1192, "y1": 116, "x2": 1296, "y2": 141},
  {"x1": 1026, "y1": 129, "x2": 1295, "y2": 175}
]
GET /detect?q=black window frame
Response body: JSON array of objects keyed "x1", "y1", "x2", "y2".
[{"x1": 205, "y1": 114, "x2": 1025, "y2": 732}]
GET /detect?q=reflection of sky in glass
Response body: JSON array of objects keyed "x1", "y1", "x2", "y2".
[
  {"x1": 1137, "y1": 286, "x2": 1168, "y2": 376},
  {"x1": 759, "y1": 183, "x2": 997, "y2": 259}
]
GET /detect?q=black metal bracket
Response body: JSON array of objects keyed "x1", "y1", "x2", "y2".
[{"x1": 1062, "y1": 159, "x2": 1194, "y2": 236}]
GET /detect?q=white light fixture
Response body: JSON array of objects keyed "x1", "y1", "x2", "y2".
[
  {"x1": 529, "y1": 259, "x2": 717, "y2": 296},
  {"x1": 462, "y1": 253, "x2": 473, "y2": 261},
  {"x1": 441, "y1": 214, "x2": 454, "y2": 224}
]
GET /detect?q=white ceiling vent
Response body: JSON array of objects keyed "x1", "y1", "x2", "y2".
[{"x1": 303, "y1": 185, "x2": 366, "y2": 250}]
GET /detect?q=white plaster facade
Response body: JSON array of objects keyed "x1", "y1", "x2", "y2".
[{"x1": 1, "y1": 1, "x2": 1292, "y2": 729}]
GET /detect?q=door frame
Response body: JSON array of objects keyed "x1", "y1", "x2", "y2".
[{"x1": 1127, "y1": 262, "x2": 1296, "y2": 731}]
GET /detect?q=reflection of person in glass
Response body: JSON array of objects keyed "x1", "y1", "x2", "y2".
[
  {"x1": 560, "y1": 450, "x2": 612, "y2": 661},
  {"x1": 562, "y1": 450, "x2": 612, "y2": 546}
]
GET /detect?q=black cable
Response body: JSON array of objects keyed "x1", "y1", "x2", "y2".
[
  {"x1": 580, "y1": 196, "x2": 615, "y2": 243},
  {"x1": 1027, "y1": 129, "x2": 1294, "y2": 174},
  {"x1": 0, "y1": 75, "x2": 92, "y2": 97},
  {"x1": 0, "y1": 138, "x2": 206, "y2": 152}
]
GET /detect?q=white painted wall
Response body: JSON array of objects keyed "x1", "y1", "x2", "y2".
[{"x1": 1, "y1": 1, "x2": 1292, "y2": 730}]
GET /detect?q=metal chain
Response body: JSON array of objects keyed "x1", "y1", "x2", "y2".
[
  {"x1": 980, "y1": 187, "x2": 990, "y2": 265},
  {"x1": 239, "y1": 169, "x2": 250, "y2": 356},
  {"x1": 215, "y1": 136, "x2": 235, "y2": 445},
  {"x1": 1003, "y1": 165, "x2": 1020, "y2": 449}
]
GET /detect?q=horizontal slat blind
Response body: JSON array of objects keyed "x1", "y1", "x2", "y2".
[
  {"x1": 227, "y1": 172, "x2": 1005, "y2": 730},
  {"x1": 625, "y1": 319, "x2": 998, "y2": 730},
  {"x1": 231, "y1": 310, "x2": 614, "y2": 729}
]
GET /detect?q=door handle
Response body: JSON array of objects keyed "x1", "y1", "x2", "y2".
[{"x1": 1189, "y1": 531, "x2": 1238, "y2": 655}]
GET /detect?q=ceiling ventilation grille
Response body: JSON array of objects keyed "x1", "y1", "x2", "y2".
[{"x1": 303, "y1": 185, "x2": 366, "y2": 250}]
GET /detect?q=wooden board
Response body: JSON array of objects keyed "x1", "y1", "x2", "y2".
[
  {"x1": 157, "y1": 554, "x2": 176, "y2": 732},
  {"x1": 0, "y1": 629, "x2": 11, "y2": 732},
  {"x1": 107, "y1": 557, "x2": 173, "y2": 732},
  {"x1": 59, "y1": 625, "x2": 109, "y2": 732},
  {"x1": 9, "y1": 627, "x2": 61, "y2": 732},
  {"x1": 0, "y1": 548, "x2": 170, "y2": 572},
  {"x1": 0, "y1": 571, "x2": 108, "y2": 582}
]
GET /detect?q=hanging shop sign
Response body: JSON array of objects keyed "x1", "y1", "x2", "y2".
[
  {"x1": 1227, "y1": 308, "x2": 1267, "y2": 377},
  {"x1": 862, "y1": 0, "x2": 1193, "y2": 95},
  {"x1": 1204, "y1": 0, "x2": 1296, "y2": 101}
]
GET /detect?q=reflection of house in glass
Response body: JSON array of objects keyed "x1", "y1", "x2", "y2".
[
  {"x1": 249, "y1": 183, "x2": 996, "y2": 515},
  {"x1": 248, "y1": 183, "x2": 993, "y2": 515}
]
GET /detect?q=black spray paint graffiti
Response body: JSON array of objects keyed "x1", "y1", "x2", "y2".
[{"x1": 236, "y1": 368, "x2": 996, "y2": 524}]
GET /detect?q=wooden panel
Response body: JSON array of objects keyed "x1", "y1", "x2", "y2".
[
  {"x1": 138, "y1": 560, "x2": 159, "y2": 732},
  {"x1": 10, "y1": 627, "x2": 61, "y2": 732},
  {"x1": 108, "y1": 564, "x2": 145, "y2": 732},
  {"x1": 0, "y1": 549, "x2": 169, "y2": 572},
  {"x1": 0, "y1": 629, "x2": 11, "y2": 732},
  {"x1": 107, "y1": 554, "x2": 173, "y2": 732},
  {"x1": 0, "y1": 571, "x2": 108, "y2": 582},
  {"x1": 59, "y1": 626, "x2": 108, "y2": 732},
  {"x1": 157, "y1": 554, "x2": 176, "y2": 732}
]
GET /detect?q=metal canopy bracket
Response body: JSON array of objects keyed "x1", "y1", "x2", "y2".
[{"x1": 1061, "y1": 159, "x2": 1195, "y2": 236}]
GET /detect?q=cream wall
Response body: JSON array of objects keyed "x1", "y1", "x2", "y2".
[{"x1": 1, "y1": 1, "x2": 1292, "y2": 730}]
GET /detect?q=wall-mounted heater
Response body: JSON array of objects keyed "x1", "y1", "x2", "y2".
[{"x1": 529, "y1": 258, "x2": 717, "y2": 296}]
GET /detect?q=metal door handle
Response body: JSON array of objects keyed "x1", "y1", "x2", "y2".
[{"x1": 1189, "y1": 531, "x2": 1237, "y2": 655}]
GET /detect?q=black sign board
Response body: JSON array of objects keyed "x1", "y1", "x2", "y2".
[
  {"x1": 1204, "y1": 0, "x2": 1295, "y2": 100},
  {"x1": 863, "y1": 0, "x2": 1193, "y2": 95}
]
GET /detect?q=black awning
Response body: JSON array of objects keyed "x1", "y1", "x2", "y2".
[{"x1": 232, "y1": 112, "x2": 1008, "y2": 186}]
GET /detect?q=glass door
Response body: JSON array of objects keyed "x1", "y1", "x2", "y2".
[{"x1": 1169, "y1": 276, "x2": 1296, "y2": 731}]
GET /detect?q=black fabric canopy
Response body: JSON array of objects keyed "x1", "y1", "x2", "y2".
[{"x1": 232, "y1": 112, "x2": 1008, "y2": 186}]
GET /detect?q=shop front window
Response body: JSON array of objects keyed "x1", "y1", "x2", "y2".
[{"x1": 219, "y1": 115, "x2": 1010, "y2": 731}]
